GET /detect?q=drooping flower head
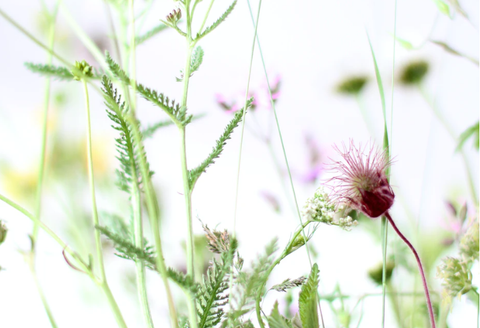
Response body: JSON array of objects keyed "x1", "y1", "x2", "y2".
[{"x1": 326, "y1": 141, "x2": 394, "y2": 218}]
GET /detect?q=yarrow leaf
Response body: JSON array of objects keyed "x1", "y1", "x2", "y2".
[
  {"x1": 105, "y1": 52, "x2": 192, "y2": 125},
  {"x1": 270, "y1": 276, "x2": 307, "y2": 292},
  {"x1": 188, "y1": 98, "x2": 253, "y2": 189},
  {"x1": 101, "y1": 76, "x2": 153, "y2": 193},
  {"x1": 299, "y1": 263, "x2": 320, "y2": 328},
  {"x1": 196, "y1": 1, "x2": 237, "y2": 41},
  {"x1": 25, "y1": 63, "x2": 75, "y2": 81},
  {"x1": 135, "y1": 23, "x2": 168, "y2": 46},
  {"x1": 268, "y1": 301, "x2": 294, "y2": 328}
]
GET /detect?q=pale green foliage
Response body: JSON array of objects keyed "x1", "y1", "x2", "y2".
[
  {"x1": 459, "y1": 221, "x2": 479, "y2": 264},
  {"x1": 271, "y1": 276, "x2": 306, "y2": 292},
  {"x1": 136, "y1": 23, "x2": 168, "y2": 46},
  {"x1": 437, "y1": 257, "x2": 472, "y2": 305},
  {"x1": 226, "y1": 239, "x2": 278, "y2": 323},
  {"x1": 196, "y1": 1, "x2": 237, "y2": 41},
  {"x1": 434, "y1": 0, "x2": 451, "y2": 17},
  {"x1": 105, "y1": 52, "x2": 192, "y2": 126},
  {"x1": 177, "y1": 46, "x2": 204, "y2": 82},
  {"x1": 188, "y1": 98, "x2": 253, "y2": 189},
  {"x1": 197, "y1": 240, "x2": 237, "y2": 328},
  {"x1": 96, "y1": 223, "x2": 197, "y2": 294},
  {"x1": 101, "y1": 76, "x2": 152, "y2": 193},
  {"x1": 142, "y1": 119, "x2": 175, "y2": 138},
  {"x1": 299, "y1": 263, "x2": 319, "y2": 328},
  {"x1": 268, "y1": 301, "x2": 294, "y2": 328},
  {"x1": 25, "y1": 63, "x2": 75, "y2": 81}
]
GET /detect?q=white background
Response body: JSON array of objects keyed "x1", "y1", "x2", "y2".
[{"x1": 0, "y1": 0, "x2": 478, "y2": 327}]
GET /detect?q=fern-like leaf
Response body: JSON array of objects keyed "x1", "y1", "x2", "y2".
[
  {"x1": 268, "y1": 301, "x2": 294, "y2": 328},
  {"x1": 25, "y1": 63, "x2": 75, "y2": 81},
  {"x1": 299, "y1": 264, "x2": 319, "y2": 328},
  {"x1": 270, "y1": 276, "x2": 306, "y2": 292},
  {"x1": 177, "y1": 46, "x2": 204, "y2": 82},
  {"x1": 136, "y1": 23, "x2": 168, "y2": 46},
  {"x1": 227, "y1": 239, "x2": 278, "y2": 321},
  {"x1": 105, "y1": 52, "x2": 192, "y2": 125},
  {"x1": 142, "y1": 114, "x2": 205, "y2": 139},
  {"x1": 101, "y1": 76, "x2": 152, "y2": 193},
  {"x1": 188, "y1": 98, "x2": 253, "y2": 189},
  {"x1": 196, "y1": 1, "x2": 237, "y2": 41},
  {"x1": 96, "y1": 224, "x2": 197, "y2": 294}
]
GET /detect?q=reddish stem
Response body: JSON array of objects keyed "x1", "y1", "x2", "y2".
[{"x1": 384, "y1": 212, "x2": 436, "y2": 328}]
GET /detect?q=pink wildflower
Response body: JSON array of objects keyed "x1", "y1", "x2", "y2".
[{"x1": 327, "y1": 141, "x2": 394, "y2": 218}]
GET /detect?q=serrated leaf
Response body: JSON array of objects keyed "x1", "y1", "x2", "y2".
[
  {"x1": 25, "y1": 63, "x2": 75, "y2": 81},
  {"x1": 456, "y1": 121, "x2": 479, "y2": 151},
  {"x1": 299, "y1": 264, "x2": 319, "y2": 328},
  {"x1": 136, "y1": 23, "x2": 168, "y2": 46},
  {"x1": 196, "y1": 1, "x2": 237, "y2": 41},
  {"x1": 268, "y1": 301, "x2": 294, "y2": 328},
  {"x1": 176, "y1": 46, "x2": 204, "y2": 81},
  {"x1": 271, "y1": 276, "x2": 306, "y2": 292},
  {"x1": 188, "y1": 99, "x2": 253, "y2": 188}
]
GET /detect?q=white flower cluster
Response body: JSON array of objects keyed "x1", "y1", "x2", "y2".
[{"x1": 301, "y1": 187, "x2": 358, "y2": 231}]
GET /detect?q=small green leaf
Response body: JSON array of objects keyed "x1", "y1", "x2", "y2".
[
  {"x1": 299, "y1": 264, "x2": 319, "y2": 328},
  {"x1": 191, "y1": 46, "x2": 204, "y2": 75},
  {"x1": 268, "y1": 301, "x2": 294, "y2": 328},
  {"x1": 135, "y1": 23, "x2": 168, "y2": 46},
  {"x1": 393, "y1": 35, "x2": 414, "y2": 50},
  {"x1": 434, "y1": 0, "x2": 451, "y2": 17}
]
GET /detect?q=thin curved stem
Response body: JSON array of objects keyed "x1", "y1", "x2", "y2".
[
  {"x1": 381, "y1": 216, "x2": 388, "y2": 328},
  {"x1": 385, "y1": 212, "x2": 436, "y2": 328},
  {"x1": 83, "y1": 80, "x2": 128, "y2": 328}
]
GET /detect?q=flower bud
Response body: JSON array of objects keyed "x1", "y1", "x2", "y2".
[
  {"x1": 72, "y1": 60, "x2": 93, "y2": 81},
  {"x1": 166, "y1": 9, "x2": 182, "y2": 26}
]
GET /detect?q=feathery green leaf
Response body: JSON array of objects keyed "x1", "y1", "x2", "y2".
[
  {"x1": 101, "y1": 76, "x2": 153, "y2": 193},
  {"x1": 25, "y1": 63, "x2": 75, "y2": 81},
  {"x1": 227, "y1": 239, "x2": 278, "y2": 321},
  {"x1": 271, "y1": 276, "x2": 306, "y2": 292},
  {"x1": 188, "y1": 98, "x2": 253, "y2": 188},
  {"x1": 196, "y1": 1, "x2": 237, "y2": 41},
  {"x1": 197, "y1": 243, "x2": 236, "y2": 328},
  {"x1": 299, "y1": 263, "x2": 319, "y2": 328},
  {"x1": 136, "y1": 23, "x2": 168, "y2": 46},
  {"x1": 268, "y1": 301, "x2": 294, "y2": 328},
  {"x1": 176, "y1": 46, "x2": 204, "y2": 82},
  {"x1": 105, "y1": 52, "x2": 192, "y2": 125}
]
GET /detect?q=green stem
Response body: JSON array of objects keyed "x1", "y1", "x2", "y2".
[
  {"x1": 355, "y1": 94, "x2": 375, "y2": 136},
  {"x1": 178, "y1": 17, "x2": 198, "y2": 325},
  {"x1": 125, "y1": 115, "x2": 179, "y2": 327},
  {"x1": 381, "y1": 216, "x2": 388, "y2": 328},
  {"x1": 132, "y1": 182, "x2": 155, "y2": 328},
  {"x1": 29, "y1": 3, "x2": 60, "y2": 327},
  {"x1": 418, "y1": 84, "x2": 478, "y2": 206},
  {"x1": 83, "y1": 80, "x2": 128, "y2": 328}
]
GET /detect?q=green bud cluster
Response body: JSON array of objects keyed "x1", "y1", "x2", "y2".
[
  {"x1": 437, "y1": 257, "x2": 472, "y2": 304},
  {"x1": 459, "y1": 222, "x2": 479, "y2": 263},
  {"x1": 166, "y1": 9, "x2": 182, "y2": 26},
  {"x1": 399, "y1": 60, "x2": 429, "y2": 85},
  {"x1": 72, "y1": 60, "x2": 93, "y2": 81}
]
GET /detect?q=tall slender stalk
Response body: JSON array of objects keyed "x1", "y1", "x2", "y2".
[
  {"x1": 82, "y1": 80, "x2": 128, "y2": 328},
  {"x1": 384, "y1": 212, "x2": 436, "y2": 328},
  {"x1": 29, "y1": 2, "x2": 60, "y2": 327},
  {"x1": 381, "y1": 216, "x2": 388, "y2": 328}
]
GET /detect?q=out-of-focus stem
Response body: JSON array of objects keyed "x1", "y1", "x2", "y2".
[
  {"x1": 83, "y1": 80, "x2": 128, "y2": 328},
  {"x1": 385, "y1": 212, "x2": 436, "y2": 328}
]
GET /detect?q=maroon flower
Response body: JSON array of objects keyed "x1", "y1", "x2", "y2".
[{"x1": 327, "y1": 141, "x2": 394, "y2": 218}]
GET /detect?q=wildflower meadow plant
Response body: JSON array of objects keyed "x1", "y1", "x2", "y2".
[{"x1": 0, "y1": 1, "x2": 478, "y2": 328}]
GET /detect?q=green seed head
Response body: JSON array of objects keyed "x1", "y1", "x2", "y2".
[
  {"x1": 436, "y1": 256, "x2": 472, "y2": 306},
  {"x1": 459, "y1": 221, "x2": 479, "y2": 264},
  {"x1": 336, "y1": 76, "x2": 368, "y2": 95},
  {"x1": 368, "y1": 260, "x2": 395, "y2": 285},
  {"x1": 399, "y1": 60, "x2": 429, "y2": 85},
  {"x1": 72, "y1": 60, "x2": 93, "y2": 81}
]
